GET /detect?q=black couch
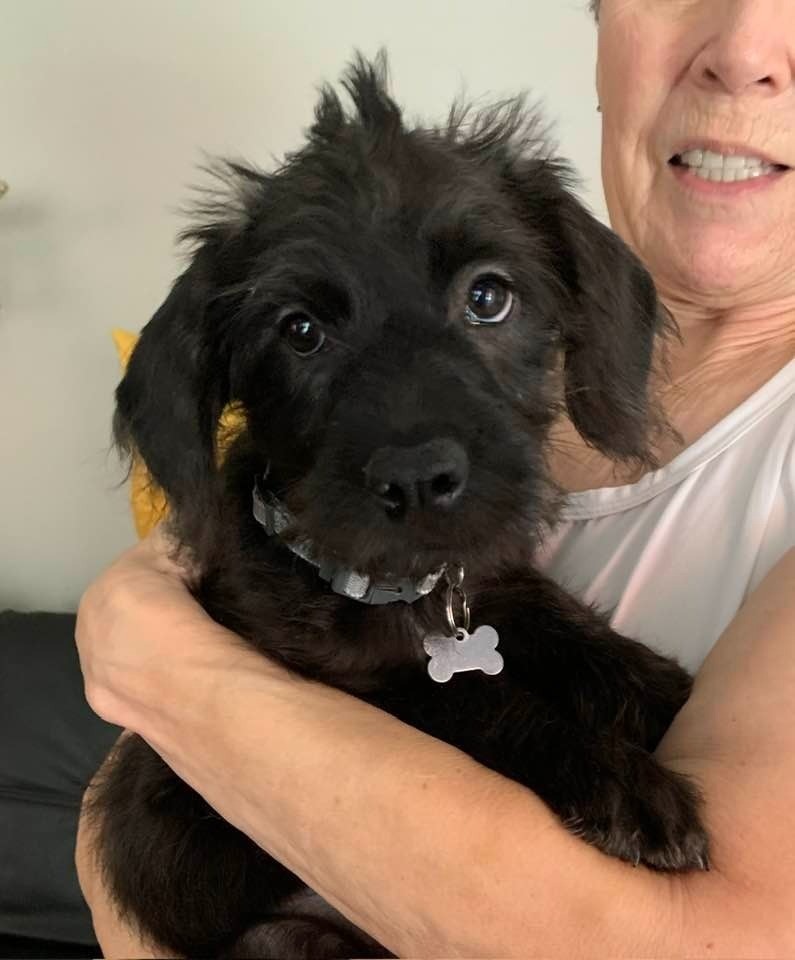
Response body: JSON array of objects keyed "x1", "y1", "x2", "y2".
[{"x1": 1, "y1": 611, "x2": 121, "y2": 958}]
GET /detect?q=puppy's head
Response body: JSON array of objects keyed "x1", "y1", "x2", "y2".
[{"x1": 116, "y1": 53, "x2": 666, "y2": 578}]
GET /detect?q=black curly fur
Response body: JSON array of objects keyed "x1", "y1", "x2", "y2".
[{"x1": 90, "y1": 53, "x2": 708, "y2": 959}]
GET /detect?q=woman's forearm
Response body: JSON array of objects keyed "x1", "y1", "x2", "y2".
[{"x1": 135, "y1": 641, "x2": 675, "y2": 956}]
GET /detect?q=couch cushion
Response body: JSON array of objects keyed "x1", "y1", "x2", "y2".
[{"x1": 0, "y1": 610, "x2": 121, "y2": 944}]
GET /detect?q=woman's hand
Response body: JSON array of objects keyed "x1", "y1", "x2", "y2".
[
  {"x1": 75, "y1": 526, "x2": 239, "y2": 735},
  {"x1": 74, "y1": 530, "x2": 245, "y2": 958}
]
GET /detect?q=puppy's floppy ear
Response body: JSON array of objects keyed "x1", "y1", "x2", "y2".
[
  {"x1": 114, "y1": 247, "x2": 229, "y2": 516},
  {"x1": 485, "y1": 110, "x2": 666, "y2": 461},
  {"x1": 553, "y1": 189, "x2": 666, "y2": 462}
]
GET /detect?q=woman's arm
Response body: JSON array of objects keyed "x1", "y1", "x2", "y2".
[
  {"x1": 76, "y1": 534, "x2": 795, "y2": 956},
  {"x1": 655, "y1": 545, "x2": 795, "y2": 955}
]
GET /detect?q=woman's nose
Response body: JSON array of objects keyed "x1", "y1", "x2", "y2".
[{"x1": 688, "y1": 0, "x2": 794, "y2": 97}]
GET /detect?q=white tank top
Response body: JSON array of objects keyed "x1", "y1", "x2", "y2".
[{"x1": 535, "y1": 359, "x2": 795, "y2": 674}]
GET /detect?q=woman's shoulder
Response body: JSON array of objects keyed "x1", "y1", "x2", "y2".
[
  {"x1": 536, "y1": 358, "x2": 795, "y2": 672},
  {"x1": 558, "y1": 355, "x2": 795, "y2": 521}
]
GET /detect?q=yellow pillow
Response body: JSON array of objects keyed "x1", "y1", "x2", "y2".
[{"x1": 112, "y1": 329, "x2": 246, "y2": 538}]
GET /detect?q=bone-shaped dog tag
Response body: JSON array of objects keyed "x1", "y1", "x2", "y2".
[{"x1": 423, "y1": 625, "x2": 504, "y2": 684}]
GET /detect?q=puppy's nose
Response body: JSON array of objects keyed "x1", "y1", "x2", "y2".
[{"x1": 364, "y1": 438, "x2": 469, "y2": 517}]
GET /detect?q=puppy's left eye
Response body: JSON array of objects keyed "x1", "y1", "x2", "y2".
[
  {"x1": 280, "y1": 311, "x2": 326, "y2": 356},
  {"x1": 465, "y1": 275, "x2": 514, "y2": 325}
]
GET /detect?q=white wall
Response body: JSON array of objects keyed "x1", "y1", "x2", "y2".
[{"x1": 0, "y1": 0, "x2": 602, "y2": 612}]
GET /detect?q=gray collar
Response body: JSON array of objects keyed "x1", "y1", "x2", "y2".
[{"x1": 252, "y1": 477, "x2": 446, "y2": 606}]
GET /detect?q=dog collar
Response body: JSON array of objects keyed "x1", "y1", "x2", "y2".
[{"x1": 251, "y1": 477, "x2": 446, "y2": 606}]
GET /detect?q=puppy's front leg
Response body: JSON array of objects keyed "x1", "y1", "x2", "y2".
[
  {"x1": 391, "y1": 571, "x2": 710, "y2": 871},
  {"x1": 88, "y1": 734, "x2": 304, "y2": 956},
  {"x1": 486, "y1": 571, "x2": 709, "y2": 870},
  {"x1": 472, "y1": 570, "x2": 694, "y2": 750}
]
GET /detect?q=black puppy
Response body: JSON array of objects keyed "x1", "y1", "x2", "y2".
[{"x1": 90, "y1": 54, "x2": 709, "y2": 958}]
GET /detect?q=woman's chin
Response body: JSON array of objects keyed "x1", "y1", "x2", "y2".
[{"x1": 647, "y1": 219, "x2": 795, "y2": 308}]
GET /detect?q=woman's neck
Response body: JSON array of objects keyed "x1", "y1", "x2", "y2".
[
  {"x1": 548, "y1": 302, "x2": 795, "y2": 494},
  {"x1": 662, "y1": 294, "x2": 795, "y2": 374}
]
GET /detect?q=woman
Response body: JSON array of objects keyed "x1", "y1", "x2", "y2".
[{"x1": 76, "y1": 0, "x2": 795, "y2": 955}]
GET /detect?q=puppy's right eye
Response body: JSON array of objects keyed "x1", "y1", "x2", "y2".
[{"x1": 280, "y1": 311, "x2": 326, "y2": 356}]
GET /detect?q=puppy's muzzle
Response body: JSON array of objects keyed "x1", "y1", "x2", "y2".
[{"x1": 364, "y1": 437, "x2": 469, "y2": 518}]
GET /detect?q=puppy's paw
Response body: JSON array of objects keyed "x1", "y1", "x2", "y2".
[{"x1": 563, "y1": 751, "x2": 710, "y2": 873}]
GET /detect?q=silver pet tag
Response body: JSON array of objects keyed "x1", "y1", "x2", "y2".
[{"x1": 423, "y1": 625, "x2": 504, "y2": 684}]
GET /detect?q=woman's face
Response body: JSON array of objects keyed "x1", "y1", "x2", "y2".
[{"x1": 597, "y1": 0, "x2": 795, "y2": 312}]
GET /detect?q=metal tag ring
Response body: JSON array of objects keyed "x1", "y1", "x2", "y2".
[{"x1": 444, "y1": 564, "x2": 470, "y2": 636}]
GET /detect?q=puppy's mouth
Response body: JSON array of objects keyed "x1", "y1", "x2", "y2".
[
  {"x1": 257, "y1": 485, "x2": 459, "y2": 577},
  {"x1": 256, "y1": 475, "x2": 540, "y2": 587}
]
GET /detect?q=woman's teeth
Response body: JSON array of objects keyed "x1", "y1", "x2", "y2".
[{"x1": 676, "y1": 149, "x2": 777, "y2": 182}]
